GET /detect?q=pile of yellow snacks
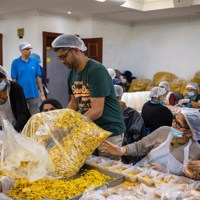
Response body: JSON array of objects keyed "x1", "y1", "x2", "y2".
[
  {"x1": 4, "y1": 169, "x2": 111, "y2": 200},
  {"x1": 20, "y1": 109, "x2": 111, "y2": 178}
]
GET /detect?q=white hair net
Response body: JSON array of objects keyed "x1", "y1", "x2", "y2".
[
  {"x1": 159, "y1": 81, "x2": 170, "y2": 91},
  {"x1": 51, "y1": 34, "x2": 87, "y2": 51},
  {"x1": 0, "y1": 65, "x2": 8, "y2": 77},
  {"x1": 181, "y1": 108, "x2": 200, "y2": 141},
  {"x1": 186, "y1": 82, "x2": 199, "y2": 91},
  {"x1": 107, "y1": 68, "x2": 116, "y2": 79},
  {"x1": 114, "y1": 85, "x2": 123, "y2": 97},
  {"x1": 149, "y1": 86, "x2": 167, "y2": 98}
]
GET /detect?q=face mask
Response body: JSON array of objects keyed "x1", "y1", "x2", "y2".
[
  {"x1": 188, "y1": 92, "x2": 194, "y2": 96},
  {"x1": 159, "y1": 101, "x2": 164, "y2": 105},
  {"x1": 162, "y1": 88, "x2": 167, "y2": 94},
  {"x1": 170, "y1": 127, "x2": 183, "y2": 138},
  {"x1": 0, "y1": 80, "x2": 6, "y2": 91}
]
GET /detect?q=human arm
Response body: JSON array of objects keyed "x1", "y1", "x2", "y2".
[
  {"x1": 83, "y1": 97, "x2": 104, "y2": 121},
  {"x1": 183, "y1": 160, "x2": 200, "y2": 180},
  {"x1": 67, "y1": 94, "x2": 79, "y2": 111},
  {"x1": 176, "y1": 98, "x2": 190, "y2": 106},
  {"x1": 190, "y1": 100, "x2": 200, "y2": 108},
  {"x1": 10, "y1": 82, "x2": 30, "y2": 132},
  {"x1": 188, "y1": 160, "x2": 200, "y2": 173},
  {"x1": 98, "y1": 140, "x2": 128, "y2": 156},
  {"x1": 36, "y1": 76, "x2": 46, "y2": 102},
  {"x1": 99, "y1": 126, "x2": 168, "y2": 156}
]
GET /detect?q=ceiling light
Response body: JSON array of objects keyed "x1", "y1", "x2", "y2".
[
  {"x1": 96, "y1": 0, "x2": 106, "y2": 2},
  {"x1": 67, "y1": 11, "x2": 71, "y2": 14}
]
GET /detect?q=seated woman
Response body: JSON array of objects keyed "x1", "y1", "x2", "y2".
[
  {"x1": 177, "y1": 82, "x2": 200, "y2": 108},
  {"x1": 0, "y1": 65, "x2": 30, "y2": 132},
  {"x1": 141, "y1": 86, "x2": 173, "y2": 133},
  {"x1": 159, "y1": 81, "x2": 176, "y2": 105},
  {"x1": 99, "y1": 108, "x2": 200, "y2": 176},
  {"x1": 39, "y1": 98, "x2": 63, "y2": 112}
]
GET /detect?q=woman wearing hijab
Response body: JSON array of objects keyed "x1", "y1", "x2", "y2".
[
  {"x1": 99, "y1": 108, "x2": 200, "y2": 176},
  {"x1": 0, "y1": 65, "x2": 30, "y2": 132},
  {"x1": 39, "y1": 98, "x2": 63, "y2": 112}
]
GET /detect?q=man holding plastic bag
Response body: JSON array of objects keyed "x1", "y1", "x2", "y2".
[
  {"x1": 99, "y1": 108, "x2": 200, "y2": 176},
  {"x1": 51, "y1": 34, "x2": 125, "y2": 159}
]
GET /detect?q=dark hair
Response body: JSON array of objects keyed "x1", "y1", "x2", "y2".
[
  {"x1": 39, "y1": 98, "x2": 63, "y2": 112},
  {"x1": 0, "y1": 72, "x2": 6, "y2": 78}
]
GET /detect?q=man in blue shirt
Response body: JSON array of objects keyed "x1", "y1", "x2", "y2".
[{"x1": 11, "y1": 42, "x2": 46, "y2": 115}]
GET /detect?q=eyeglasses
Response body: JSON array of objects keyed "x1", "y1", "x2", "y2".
[
  {"x1": 57, "y1": 49, "x2": 72, "y2": 61},
  {"x1": 23, "y1": 48, "x2": 32, "y2": 50},
  {"x1": 172, "y1": 115, "x2": 189, "y2": 130}
]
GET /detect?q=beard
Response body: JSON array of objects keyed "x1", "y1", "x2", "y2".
[{"x1": 64, "y1": 56, "x2": 80, "y2": 70}]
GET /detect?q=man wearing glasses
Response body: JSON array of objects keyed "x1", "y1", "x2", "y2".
[
  {"x1": 52, "y1": 34, "x2": 125, "y2": 160},
  {"x1": 11, "y1": 42, "x2": 46, "y2": 115}
]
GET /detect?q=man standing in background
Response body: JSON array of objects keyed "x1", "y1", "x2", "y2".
[
  {"x1": 52, "y1": 34, "x2": 125, "y2": 159},
  {"x1": 11, "y1": 42, "x2": 46, "y2": 115}
]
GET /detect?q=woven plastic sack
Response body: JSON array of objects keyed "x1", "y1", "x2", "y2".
[
  {"x1": 180, "y1": 81, "x2": 190, "y2": 96},
  {"x1": 190, "y1": 71, "x2": 200, "y2": 86},
  {"x1": 128, "y1": 79, "x2": 150, "y2": 92},
  {"x1": 170, "y1": 79, "x2": 185, "y2": 93},
  {"x1": 0, "y1": 119, "x2": 55, "y2": 182},
  {"x1": 153, "y1": 72, "x2": 177, "y2": 86},
  {"x1": 145, "y1": 81, "x2": 154, "y2": 91},
  {"x1": 22, "y1": 109, "x2": 111, "y2": 178}
]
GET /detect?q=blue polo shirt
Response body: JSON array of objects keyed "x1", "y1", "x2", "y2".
[{"x1": 11, "y1": 57, "x2": 41, "y2": 99}]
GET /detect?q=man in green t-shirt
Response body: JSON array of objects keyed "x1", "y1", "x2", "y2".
[{"x1": 52, "y1": 34, "x2": 125, "y2": 159}]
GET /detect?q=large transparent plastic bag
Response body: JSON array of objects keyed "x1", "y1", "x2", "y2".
[
  {"x1": 22, "y1": 109, "x2": 111, "y2": 178},
  {"x1": 0, "y1": 119, "x2": 55, "y2": 182}
]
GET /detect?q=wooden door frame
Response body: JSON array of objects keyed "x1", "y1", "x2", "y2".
[
  {"x1": 42, "y1": 31, "x2": 62, "y2": 84},
  {"x1": 0, "y1": 34, "x2": 3, "y2": 65}
]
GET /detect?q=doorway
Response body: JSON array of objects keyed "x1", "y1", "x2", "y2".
[{"x1": 42, "y1": 32, "x2": 103, "y2": 107}]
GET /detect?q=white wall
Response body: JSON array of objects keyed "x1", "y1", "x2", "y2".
[
  {"x1": 130, "y1": 20, "x2": 200, "y2": 80},
  {"x1": 1, "y1": 12, "x2": 200, "y2": 82},
  {"x1": 1, "y1": 13, "x2": 79, "y2": 76},
  {"x1": 89, "y1": 18, "x2": 132, "y2": 71}
]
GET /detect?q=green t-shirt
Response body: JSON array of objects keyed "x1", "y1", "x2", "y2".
[{"x1": 68, "y1": 59, "x2": 125, "y2": 136}]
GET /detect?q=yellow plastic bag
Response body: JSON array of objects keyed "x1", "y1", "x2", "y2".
[
  {"x1": 1, "y1": 119, "x2": 55, "y2": 182},
  {"x1": 22, "y1": 109, "x2": 111, "y2": 177}
]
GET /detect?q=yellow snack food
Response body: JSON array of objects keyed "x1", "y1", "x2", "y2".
[
  {"x1": 5, "y1": 169, "x2": 111, "y2": 200},
  {"x1": 127, "y1": 169, "x2": 142, "y2": 176},
  {"x1": 20, "y1": 109, "x2": 111, "y2": 178},
  {"x1": 138, "y1": 175, "x2": 154, "y2": 186}
]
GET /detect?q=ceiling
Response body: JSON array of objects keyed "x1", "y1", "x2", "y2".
[{"x1": 1, "y1": 0, "x2": 200, "y2": 25}]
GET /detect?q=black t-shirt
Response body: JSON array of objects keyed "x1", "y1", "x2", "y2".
[{"x1": 141, "y1": 101, "x2": 173, "y2": 133}]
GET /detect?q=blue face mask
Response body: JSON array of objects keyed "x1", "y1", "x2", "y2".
[
  {"x1": 159, "y1": 101, "x2": 164, "y2": 105},
  {"x1": 0, "y1": 80, "x2": 6, "y2": 91},
  {"x1": 188, "y1": 92, "x2": 194, "y2": 96},
  {"x1": 170, "y1": 127, "x2": 183, "y2": 138}
]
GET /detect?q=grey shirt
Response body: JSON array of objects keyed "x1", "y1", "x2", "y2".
[{"x1": 127, "y1": 126, "x2": 200, "y2": 164}]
